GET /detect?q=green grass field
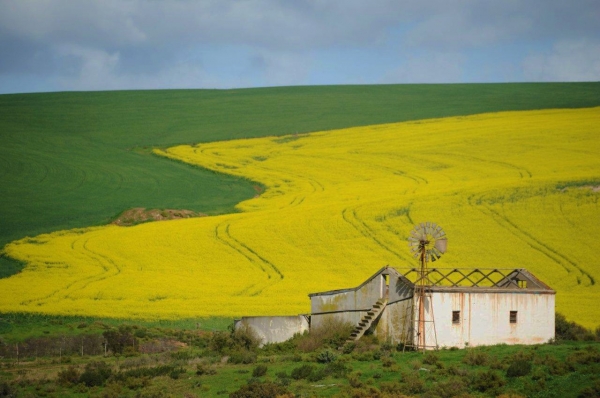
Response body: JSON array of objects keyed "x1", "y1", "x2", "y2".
[{"x1": 1, "y1": 83, "x2": 600, "y2": 278}]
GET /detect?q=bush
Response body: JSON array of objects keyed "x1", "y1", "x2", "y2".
[
  {"x1": 252, "y1": 364, "x2": 268, "y2": 377},
  {"x1": 470, "y1": 369, "x2": 505, "y2": 393},
  {"x1": 380, "y1": 381, "x2": 403, "y2": 394},
  {"x1": 169, "y1": 368, "x2": 184, "y2": 379},
  {"x1": 342, "y1": 342, "x2": 356, "y2": 354},
  {"x1": 307, "y1": 367, "x2": 326, "y2": 382},
  {"x1": 112, "y1": 364, "x2": 180, "y2": 381},
  {"x1": 423, "y1": 351, "x2": 439, "y2": 365},
  {"x1": 291, "y1": 364, "x2": 315, "y2": 380},
  {"x1": 462, "y1": 349, "x2": 489, "y2": 366},
  {"x1": 316, "y1": 349, "x2": 337, "y2": 363},
  {"x1": 428, "y1": 377, "x2": 467, "y2": 398},
  {"x1": 555, "y1": 313, "x2": 597, "y2": 341},
  {"x1": 196, "y1": 363, "x2": 217, "y2": 376},
  {"x1": 229, "y1": 381, "x2": 290, "y2": 398},
  {"x1": 325, "y1": 361, "x2": 351, "y2": 378},
  {"x1": 103, "y1": 325, "x2": 137, "y2": 355},
  {"x1": 506, "y1": 359, "x2": 532, "y2": 377},
  {"x1": 78, "y1": 361, "x2": 112, "y2": 387},
  {"x1": 231, "y1": 325, "x2": 261, "y2": 351},
  {"x1": 56, "y1": 365, "x2": 81, "y2": 386},
  {"x1": 566, "y1": 347, "x2": 600, "y2": 368},
  {"x1": 401, "y1": 372, "x2": 424, "y2": 394},
  {"x1": 347, "y1": 371, "x2": 363, "y2": 388},
  {"x1": 0, "y1": 382, "x2": 16, "y2": 397},
  {"x1": 295, "y1": 318, "x2": 353, "y2": 352},
  {"x1": 228, "y1": 350, "x2": 257, "y2": 364},
  {"x1": 578, "y1": 380, "x2": 600, "y2": 398}
]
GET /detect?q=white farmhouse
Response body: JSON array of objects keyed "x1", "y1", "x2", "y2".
[
  {"x1": 309, "y1": 266, "x2": 555, "y2": 349},
  {"x1": 236, "y1": 266, "x2": 555, "y2": 349}
]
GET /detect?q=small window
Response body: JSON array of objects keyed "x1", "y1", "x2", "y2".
[
  {"x1": 510, "y1": 311, "x2": 518, "y2": 324},
  {"x1": 518, "y1": 280, "x2": 527, "y2": 288},
  {"x1": 452, "y1": 311, "x2": 461, "y2": 324}
]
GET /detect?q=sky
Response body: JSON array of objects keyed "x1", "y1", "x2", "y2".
[{"x1": 0, "y1": 0, "x2": 599, "y2": 94}]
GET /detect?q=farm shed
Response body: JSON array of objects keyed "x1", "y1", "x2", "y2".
[
  {"x1": 309, "y1": 266, "x2": 555, "y2": 349},
  {"x1": 234, "y1": 315, "x2": 309, "y2": 347}
]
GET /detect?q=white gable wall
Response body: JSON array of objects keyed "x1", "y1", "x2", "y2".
[{"x1": 430, "y1": 291, "x2": 555, "y2": 348}]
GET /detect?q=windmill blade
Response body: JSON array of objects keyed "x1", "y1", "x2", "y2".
[{"x1": 434, "y1": 238, "x2": 447, "y2": 253}]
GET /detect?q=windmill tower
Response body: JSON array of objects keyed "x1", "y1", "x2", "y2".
[{"x1": 406, "y1": 222, "x2": 447, "y2": 351}]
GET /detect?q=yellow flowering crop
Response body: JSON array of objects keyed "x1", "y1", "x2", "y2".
[{"x1": 1, "y1": 108, "x2": 599, "y2": 327}]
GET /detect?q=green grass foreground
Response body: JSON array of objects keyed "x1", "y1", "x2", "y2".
[
  {"x1": 0, "y1": 323, "x2": 598, "y2": 398},
  {"x1": 1, "y1": 83, "x2": 600, "y2": 278}
]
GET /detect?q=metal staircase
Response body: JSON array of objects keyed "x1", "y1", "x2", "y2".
[{"x1": 345, "y1": 298, "x2": 388, "y2": 344}]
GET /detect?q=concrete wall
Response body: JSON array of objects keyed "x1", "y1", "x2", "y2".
[
  {"x1": 310, "y1": 273, "x2": 387, "y2": 330},
  {"x1": 428, "y1": 290, "x2": 555, "y2": 348},
  {"x1": 235, "y1": 316, "x2": 309, "y2": 347},
  {"x1": 310, "y1": 270, "x2": 415, "y2": 343}
]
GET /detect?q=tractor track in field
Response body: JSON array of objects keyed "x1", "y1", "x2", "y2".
[
  {"x1": 435, "y1": 151, "x2": 532, "y2": 179},
  {"x1": 342, "y1": 206, "x2": 411, "y2": 265},
  {"x1": 475, "y1": 201, "x2": 595, "y2": 286},
  {"x1": 19, "y1": 236, "x2": 122, "y2": 306},
  {"x1": 215, "y1": 221, "x2": 283, "y2": 296}
]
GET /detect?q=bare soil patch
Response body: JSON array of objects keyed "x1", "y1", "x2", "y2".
[{"x1": 112, "y1": 207, "x2": 206, "y2": 226}]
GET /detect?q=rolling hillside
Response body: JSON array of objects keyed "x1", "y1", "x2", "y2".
[
  {"x1": 1, "y1": 106, "x2": 599, "y2": 327},
  {"x1": 2, "y1": 83, "x2": 600, "y2": 278}
]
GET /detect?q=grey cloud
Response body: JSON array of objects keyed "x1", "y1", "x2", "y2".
[
  {"x1": 523, "y1": 39, "x2": 600, "y2": 82},
  {"x1": 382, "y1": 52, "x2": 465, "y2": 84},
  {"x1": 405, "y1": 0, "x2": 600, "y2": 49},
  {"x1": 0, "y1": 0, "x2": 598, "y2": 92}
]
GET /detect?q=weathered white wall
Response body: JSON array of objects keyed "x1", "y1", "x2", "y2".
[
  {"x1": 427, "y1": 291, "x2": 555, "y2": 348},
  {"x1": 310, "y1": 271, "x2": 415, "y2": 342},
  {"x1": 310, "y1": 273, "x2": 387, "y2": 330},
  {"x1": 235, "y1": 316, "x2": 309, "y2": 347}
]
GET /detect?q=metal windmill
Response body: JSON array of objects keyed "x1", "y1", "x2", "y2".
[{"x1": 407, "y1": 222, "x2": 447, "y2": 351}]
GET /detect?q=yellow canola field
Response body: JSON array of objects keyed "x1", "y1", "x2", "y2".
[{"x1": 1, "y1": 108, "x2": 599, "y2": 327}]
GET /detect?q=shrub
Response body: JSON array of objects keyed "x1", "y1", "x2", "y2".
[
  {"x1": 401, "y1": 372, "x2": 424, "y2": 394},
  {"x1": 347, "y1": 371, "x2": 363, "y2": 388},
  {"x1": 295, "y1": 318, "x2": 353, "y2": 352},
  {"x1": 0, "y1": 382, "x2": 16, "y2": 397},
  {"x1": 381, "y1": 356, "x2": 394, "y2": 368},
  {"x1": 55, "y1": 365, "x2": 80, "y2": 386},
  {"x1": 380, "y1": 381, "x2": 403, "y2": 394},
  {"x1": 325, "y1": 361, "x2": 351, "y2": 378},
  {"x1": 103, "y1": 325, "x2": 137, "y2": 355},
  {"x1": 555, "y1": 313, "x2": 597, "y2": 341},
  {"x1": 112, "y1": 365, "x2": 180, "y2": 381},
  {"x1": 228, "y1": 350, "x2": 257, "y2": 364},
  {"x1": 291, "y1": 364, "x2": 315, "y2": 380},
  {"x1": 316, "y1": 349, "x2": 337, "y2": 363},
  {"x1": 446, "y1": 364, "x2": 469, "y2": 377},
  {"x1": 506, "y1": 359, "x2": 532, "y2": 377},
  {"x1": 196, "y1": 363, "x2": 217, "y2": 376},
  {"x1": 231, "y1": 325, "x2": 261, "y2": 351},
  {"x1": 209, "y1": 331, "x2": 230, "y2": 353},
  {"x1": 462, "y1": 349, "x2": 488, "y2": 366},
  {"x1": 78, "y1": 361, "x2": 112, "y2": 387},
  {"x1": 470, "y1": 369, "x2": 505, "y2": 393},
  {"x1": 423, "y1": 351, "x2": 439, "y2": 365},
  {"x1": 169, "y1": 368, "x2": 185, "y2": 379},
  {"x1": 566, "y1": 347, "x2": 600, "y2": 368},
  {"x1": 307, "y1": 367, "x2": 326, "y2": 382},
  {"x1": 428, "y1": 377, "x2": 467, "y2": 398},
  {"x1": 252, "y1": 364, "x2": 268, "y2": 377},
  {"x1": 342, "y1": 342, "x2": 355, "y2": 354},
  {"x1": 229, "y1": 381, "x2": 290, "y2": 398},
  {"x1": 578, "y1": 380, "x2": 600, "y2": 398}
]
